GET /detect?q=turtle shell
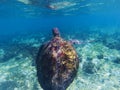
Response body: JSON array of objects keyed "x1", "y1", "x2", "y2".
[{"x1": 36, "y1": 36, "x2": 79, "y2": 90}]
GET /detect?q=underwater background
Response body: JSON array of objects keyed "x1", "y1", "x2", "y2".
[{"x1": 0, "y1": 0, "x2": 120, "y2": 90}]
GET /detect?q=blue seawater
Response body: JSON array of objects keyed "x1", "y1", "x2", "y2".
[{"x1": 0, "y1": 0, "x2": 120, "y2": 90}]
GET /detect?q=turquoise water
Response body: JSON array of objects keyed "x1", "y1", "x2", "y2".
[{"x1": 0, "y1": 0, "x2": 120, "y2": 90}]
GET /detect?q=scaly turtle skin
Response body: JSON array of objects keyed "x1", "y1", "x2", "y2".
[{"x1": 36, "y1": 28, "x2": 79, "y2": 90}]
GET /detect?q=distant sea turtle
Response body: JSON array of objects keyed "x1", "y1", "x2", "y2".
[{"x1": 36, "y1": 27, "x2": 79, "y2": 90}]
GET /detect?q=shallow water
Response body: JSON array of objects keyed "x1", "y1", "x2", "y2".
[{"x1": 0, "y1": 0, "x2": 120, "y2": 90}]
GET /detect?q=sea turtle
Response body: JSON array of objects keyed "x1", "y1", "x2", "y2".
[{"x1": 36, "y1": 27, "x2": 79, "y2": 90}]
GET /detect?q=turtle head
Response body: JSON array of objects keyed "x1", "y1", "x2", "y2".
[{"x1": 52, "y1": 27, "x2": 60, "y2": 37}]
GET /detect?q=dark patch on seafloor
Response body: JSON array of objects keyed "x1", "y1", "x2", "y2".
[
  {"x1": 0, "y1": 43, "x2": 38, "y2": 63},
  {"x1": 0, "y1": 81, "x2": 17, "y2": 90},
  {"x1": 0, "y1": 34, "x2": 41, "y2": 65},
  {"x1": 113, "y1": 57, "x2": 120, "y2": 64},
  {"x1": 95, "y1": 32, "x2": 120, "y2": 50}
]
